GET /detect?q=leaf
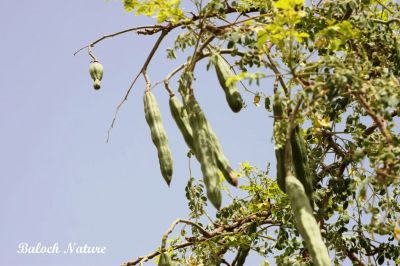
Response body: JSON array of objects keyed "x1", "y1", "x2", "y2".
[
  {"x1": 257, "y1": 30, "x2": 268, "y2": 47},
  {"x1": 394, "y1": 226, "x2": 400, "y2": 240},
  {"x1": 254, "y1": 94, "x2": 261, "y2": 107},
  {"x1": 123, "y1": 0, "x2": 184, "y2": 24},
  {"x1": 314, "y1": 116, "x2": 331, "y2": 128},
  {"x1": 273, "y1": 0, "x2": 304, "y2": 10}
]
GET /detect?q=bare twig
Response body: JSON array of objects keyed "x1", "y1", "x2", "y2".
[
  {"x1": 363, "y1": 110, "x2": 398, "y2": 136},
  {"x1": 372, "y1": 0, "x2": 394, "y2": 14},
  {"x1": 122, "y1": 241, "x2": 193, "y2": 266},
  {"x1": 87, "y1": 45, "x2": 97, "y2": 62},
  {"x1": 347, "y1": 251, "x2": 366, "y2": 266},
  {"x1": 106, "y1": 30, "x2": 168, "y2": 142},
  {"x1": 143, "y1": 71, "x2": 151, "y2": 92},
  {"x1": 76, "y1": 5, "x2": 261, "y2": 57},
  {"x1": 161, "y1": 219, "x2": 211, "y2": 251},
  {"x1": 74, "y1": 25, "x2": 165, "y2": 56},
  {"x1": 163, "y1": 81, "x2": 175, "y2": 97},
  {"x1": 322, "y1": 131, "x2": 347, "y2": 158},
  {"x1": 319, "y1": 109, "x2": 397, "y2": 180}
]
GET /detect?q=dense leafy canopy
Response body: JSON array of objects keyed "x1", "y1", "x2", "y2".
[{"x1": 82, "y1": 0, "x2": 400, "y2": 265}]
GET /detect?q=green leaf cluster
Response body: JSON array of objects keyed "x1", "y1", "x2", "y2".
[{"x1": 123, "y1": 0, "x2": 184, "y2": 23}]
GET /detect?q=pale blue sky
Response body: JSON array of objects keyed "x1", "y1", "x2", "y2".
[{"x1": 0, "y1": 1, "x2": 274, "y2": 265}]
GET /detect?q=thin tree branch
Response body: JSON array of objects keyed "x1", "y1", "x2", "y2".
[
  {"x1": 321, "y1": 131, "x2": 347, "y2": 158},
  {"x1": 363, "y1": 110, "x2": 398, "y2": 136},
  {"x1": 122, "y1": 241, "x2": 193, "y2": 266},
  {"x1": 75, "y1": 5, "x2": 261, "y2": 57},
  {"x1": 221, "y1": 259, "x2": 231, "y2": 266},
  {"x1": 161, "y1": 49, "x2": 245, "y2": 87},
  {"x1": 143, "y1": 71, "x2": 151, "y2": 92},
  {"x1": 123, "y1": 211, "x2": 273, "y2": 266},
  {"x1": 355, "y1": 93, "x2": 393, "y2": 145},
  {"x1": 106, "y1": 30, "x2": 168, "y2": 142},
  {"x1": 266, "y1": 52, "x2": 289, "y2": 95},
  {"x1": 161, "y1": 218, "x2": 211, "y2": 251},
  {"x1": 371, "y1": 18, "x2": 399, "y2": 24},
  {"x1": 347, "y1": 251, "x2": 366, "y2": 266},
  {"x1": 319, "y1": 109, "x2": 397, "y2": 180},
  {"x1": 74, "y1": 25, "x2": 165, "y2": 56}
]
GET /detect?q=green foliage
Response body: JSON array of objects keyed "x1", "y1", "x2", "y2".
[
  {"x1": 123, "y1": 0, "x2": 184, "y2": 23},
  {"x1": 162, "y1": 163, "x2": 399, "y2": 265},
  {"x1": 90, "y1": 0, "x2": 400, "y2": 265},
  {"x1": 257, "y1": 0, "x2": 309, "y2": 49}
]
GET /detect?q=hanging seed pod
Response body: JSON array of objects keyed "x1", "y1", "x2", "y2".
[
  {"x1": 214, "y1": 54, "x2": 244, "y2": 113},
  {"x1": 170, "y1": 95, "x2": 238, "y2": 187},
  {"x1": 169, "y1": 95, "x2": 195, "y2": 150},
  {"x1": 291, "y1": 126, "x2": 314, "y2": 207},
  {"x1": 188, "y1": 96, "x2": 222, "y2": 209},
  {"x1": 144, "y1": 90, "x2": 173, "y2": 186},
  {"x1": 206, "y1": 122, "x2": 238, "y2": 187},
  {"x1": 89, "y1": 61, "x2": 103, "y2": 90},
  {"x1": 285, "y1": 174, "x2": 331, "y2": 266},
  {"x1": 273, "y1": 95, "x2": 287, "y2": 192}
]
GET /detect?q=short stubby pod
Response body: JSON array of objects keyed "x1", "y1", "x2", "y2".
[
  {"x1": 89, "y1": 61, "x2": 103, "y2": 90},
  {"x1": 89, "y1": 61, "x2": 103, "y2": 81}
]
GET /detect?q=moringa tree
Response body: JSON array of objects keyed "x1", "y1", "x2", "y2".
[{"x1": 76, "y1": 0, "x2": 400, "y2": 265}]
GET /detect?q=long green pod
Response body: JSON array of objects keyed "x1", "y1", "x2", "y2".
[
  {"x1": 170, "y1": 95, "x2": 237, "y2": 186},
  {"x1": 188, "y1": 96, "x2": 222, "y2": 209},
  {"x1": 273, "y1": 95, "x2": 286, "y2": 192},
  {"x1": 144, "y1": 90, "x2": 173, "y2": 186},
  {"x1": 193, "y1": 95, "x2": 238, "y2": 186},
  {"x1": 291, "y1": 126, "x2": 314, "y2": 207},
  {"x1": 285, "y1": 173, "x2": 331, "y2": 266},
  {"x1": 169, "y1": 95, "x2": 194, "y2": 150},
  {"x1": 214, "y1": 54, "x2": 243, "y2": 113}
]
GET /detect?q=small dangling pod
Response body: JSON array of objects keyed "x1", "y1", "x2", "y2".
[{"x1": 89, "y1": 61, "x2": 103, "y2": 90}]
